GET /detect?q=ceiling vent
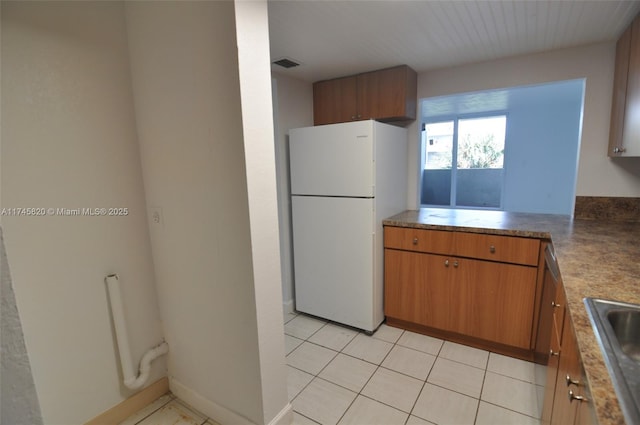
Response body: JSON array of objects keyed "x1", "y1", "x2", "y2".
[{"x1": 273, "y1": 57, "x2": 301, "y2": 69}]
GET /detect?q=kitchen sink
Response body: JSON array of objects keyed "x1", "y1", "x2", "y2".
[
  {"x1": 608, "y1": 309, "x2": 640, "y2": 362},
  {"x1": 585, "y1": 298, "x2": 640, "y2": 425}
]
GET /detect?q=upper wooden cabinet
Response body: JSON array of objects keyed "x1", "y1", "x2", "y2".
[
  {"x1": 609, "y1": 15, "x2": 640, "y2": 157},
  {"x1": 313, "y1": 65, "x2": 417, "y2": 126},
  {"x1": 312, "y1": 76, "x2": 358, "y2": 126}
]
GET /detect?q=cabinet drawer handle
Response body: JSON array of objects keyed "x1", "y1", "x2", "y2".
[
  {"x1": 568, "y1": 390, "x2": 588, "y2": 403},
  {"x1": 489, "y1": 245, "x2": 496, "y2": 253},
  {"x1": 566, "y1": 374, "x2": 580, "y2": 387},
  {"x1": 412, "y1": 237, "x2": 418, "y2": 245},
  {"x1": 444, "y1": 259, "x2": 449, "y2": 267},
  {"x1": 550, "y1": 349, "x2": 560, "y2": 357}
]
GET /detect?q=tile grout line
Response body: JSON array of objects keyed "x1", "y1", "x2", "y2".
[
  {"x1": 472, "y1": 353, "x2": 490, "y2": 425},
  {"x1": 405, "y1": 338, "x2": 447, "y2": 424},
  {"x1": 287, "y1": 315, "x2": 543, "y2": 424},
  {"x1": 287, "y1": 320, "x2": 341, "y2": 408},
  {"x1": 332, "y1": 327, "x2": 403, "y2": 425}
]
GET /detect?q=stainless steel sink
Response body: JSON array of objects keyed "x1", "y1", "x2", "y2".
[
  {"x1": 585, "y1": 298, "x2": 640, "y2": 425},
  {"x1": 608, "y1": 309, "x2": 640, "y2": 362}
]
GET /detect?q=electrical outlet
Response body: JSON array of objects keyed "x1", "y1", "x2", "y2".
[{"x1": 150, "y1": 207, "x2": 162, "y2": 226}]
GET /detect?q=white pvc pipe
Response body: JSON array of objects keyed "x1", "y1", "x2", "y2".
[{"x1": 105, "y1": 274, "x2": 169, "y2": 391}]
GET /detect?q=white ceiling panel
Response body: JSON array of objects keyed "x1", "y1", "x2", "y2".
[{"x1": 268, "y1": 0, "x2": 640, "y2": 82}]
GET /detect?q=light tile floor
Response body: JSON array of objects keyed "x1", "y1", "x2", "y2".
[
  {"x1": 285, "y1": 312, "x2": 543, "y2": 425},
  {"x1": 124, "y1": 312, "x2": 543, "y2": 425},
  {"x1": 120, "y1": 393, "x2": 220, "y2": 425}
]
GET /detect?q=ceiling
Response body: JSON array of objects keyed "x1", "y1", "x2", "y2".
[{"x1": 268, "y1": 0, "x2": 640, "y2": 83}]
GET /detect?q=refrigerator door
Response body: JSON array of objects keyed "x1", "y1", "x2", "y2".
[
  {"x1": 291, "y1": 195, "x2": 377, "y2": 331},
  {"x1": 290, "y1": 121, "x2": 374, "y2": 197}
]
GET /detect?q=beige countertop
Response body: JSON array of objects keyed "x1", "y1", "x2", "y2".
[{"x1": 383, "y1": 208, "x2": 640, "y2": 425}]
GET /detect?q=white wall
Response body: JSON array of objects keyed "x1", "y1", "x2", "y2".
[
  {"x1": 235, "y1": 2, "x2": 291, "y2": 423},
  {"x1": 1, "y1": 2, "x2": 165, "y2": 423},
  {"x1": 409, "y1": 41, "x2": 640, "y2": 209},
  {"x1": 125, "y1": 2, "x2": 288, "y2": 424},
  {"x1": 271, "y1": 73, "x2": 313, "y2": 312}
]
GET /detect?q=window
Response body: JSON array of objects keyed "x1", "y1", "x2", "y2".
[{"x1": 421, "y1": 115, "x2": 506, "y2": 209}]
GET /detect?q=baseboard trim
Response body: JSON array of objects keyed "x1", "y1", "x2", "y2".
[
  {"x1": 268, "y1": 403, "x2": 293, "y2": 425},
  {"x1": 170, "y1": 377, "x2": 292, "y2": 425},
  {"x1": 282, "y1": 299, "x2": 294, "y2": 315},
  {"x1": 170, "y1": 377, "x2": 254, "y2": 425},
  {"x1": 84, "y1": 377, "x2": 169, "y2": 425}
]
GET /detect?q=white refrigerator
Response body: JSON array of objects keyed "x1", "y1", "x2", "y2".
[{"x1": 289, "y1": 120, "x2": 407, "y2": 332}]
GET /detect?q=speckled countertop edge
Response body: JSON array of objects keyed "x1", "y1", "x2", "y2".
[{"x1": 383, "y1": 208, "x2": 640, "y2": 425}]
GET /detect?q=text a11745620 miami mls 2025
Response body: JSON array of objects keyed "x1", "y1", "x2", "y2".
[{"x1": 0, "y1": 207, "x2": 130, "y2": 216}]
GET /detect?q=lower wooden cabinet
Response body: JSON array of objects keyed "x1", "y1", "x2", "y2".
[
  {"x1": 541, "y1": 280, "x2": 595, "y2": 425},
  {"x1": 541, "y1": 279, "x2": 566, "y2": 424},
  {"x1": 384, "y1": 227, "x2": 539, "y2": 351},
  {"x1": 384, "y1": 250, "x2": 451, "y2": 331}
]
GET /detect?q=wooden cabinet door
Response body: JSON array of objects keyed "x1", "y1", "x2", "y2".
[
  {"x1": 312, "y1": 76, "x2": 357, "y2": 126},
  {"x1": 574, "y1": 374, "x2": 597, "y2": 425},
  {"x1": 620, "y1": 16, "x2": 640, "y2": 156},
  {"x1": 454, "y1": 258, "x2": 537, "y2": 349},
  {"x1": 357, "y1": 65, "x2": 417, "y2": 122},
  {"x1": 612, "y1": 15, "x2": 640, "y2": 157},
  {"x1": 609, "y1": 24, "x2": 632, "y2": 156},
  {"x1": 542, "y1": 284, "x2": 566, "y2": 424},
  {"x1": 542, "y1": 327, "x2": 562, "y2": 425},
  {"x1": 423, "y1": 253, "x2": 453, "y2": 331},
  {"x1": 384, "y1": 249, "x2": 450, "y2": 330},
  {"x1": 551, "y1": 310, "x2": 580, "y2": 425}
]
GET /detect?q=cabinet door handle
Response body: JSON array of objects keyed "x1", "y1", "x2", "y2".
[
  {"x1": 453, "y1": 260, "x2": 459, "y2": 268},
  {"x1": 489, "y1": 245, "x2": 496, "y2": 253},
  {"x1": 444, "y1": 259, "x2": 449, "y2": 267},
  {"x1": 551, "y1": 301, "x2": 561, "y2": 308},
  {"x1": 566, "y1": 374, "x2": 580, "y2": 387},
  {"x1": 550, "y1": 349, "x2": 560, "y2": 357},
  {"x1": 568, "y1": 390, "x2": 588, "y2": 403},
  {"x1": 412, "y1": 237, "x2": 418, "y2": 245},
  {"x1": 613, "y1": 146, "x2": 627, "y2": 154}
]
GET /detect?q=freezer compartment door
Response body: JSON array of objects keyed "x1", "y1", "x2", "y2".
[
  {"x1": 289, "y1": 121, "x2": 374, "y2": 197},
  {"x1": 291, "y1": 196, "x2": 377, "y2": 331}
]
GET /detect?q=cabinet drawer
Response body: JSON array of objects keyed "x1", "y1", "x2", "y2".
[
  {"x1": 454, "y1": 232, "x2": 540, "y2": 266},
  {"x1": 384, "y1": 226, "x2": 454, "y2": 255}
]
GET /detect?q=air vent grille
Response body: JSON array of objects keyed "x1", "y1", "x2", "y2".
[{"x1": 273, "y1": 58, "x2": 300, "y2": 69}]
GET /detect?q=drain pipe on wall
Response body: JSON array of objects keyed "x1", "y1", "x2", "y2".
[{"x1": 105, "y1": 274, "x2": 169, "y2": 391}]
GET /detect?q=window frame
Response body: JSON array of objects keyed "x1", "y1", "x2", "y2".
[{"x1": 420, "y1": 110, "x2": 509, "y2": 210}]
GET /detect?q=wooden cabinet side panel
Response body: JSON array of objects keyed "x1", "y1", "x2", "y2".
[
  {"x1": 313, "y1": 76, "x2": 357, "y2": 126},
  {"x1": 455, "y1": 259, "x2": 537, "y2": 349},
  {"x1": 609, "y1": 24, "x2": 632, "y2": 156}
]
